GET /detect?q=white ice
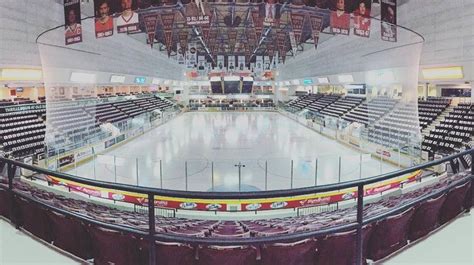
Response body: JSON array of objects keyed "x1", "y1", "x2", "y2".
[{"x1": 70, "y1": 112, "x2": 399, "y2": 191}]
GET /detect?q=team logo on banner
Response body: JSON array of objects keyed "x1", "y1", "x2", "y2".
[
  {"x1": 330, "y1": 0, "x2": 350, "y2": 35},
  {"x1": 353, "y1": 0, "x2": 372, "y2": 37},
  {"x1": 381, "y1": 0, "x2": 397, "y2": 42},
  {"x1": 161, "y1": 12, "x2": 176, "y2": 56},
  {"x1": 143, "y1": 13, "x2": 159, "y2": 48},
  {"x1": 176, "y1": 44, "x2": 185, "y2": 65},
  {"x1": 310, "y1": 15, "x2": 323, "y2": 50},
  {"x1": 94, "y1": 0, "x2": 114, "y2": 38},
  {"x1": 290, "y1": 12, "x2": 305, "y2": 44},
  {"x1": 64, "y1": 0, "x2": 82, "y2": 45},
  {"x1": 116, "y1": 0, "x2": 140, "y2": 33}
]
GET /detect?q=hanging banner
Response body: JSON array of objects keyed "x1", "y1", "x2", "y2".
[
  {"x1": 251, "y1": 10, "x2": 263, "y2": 40},
  {"x1": 290, "y1": 12, "x2": 305, "y2": 44},
  {"x1": 330, "y1": 0, "x2": 350, "y2": 35},
  {"x1": 310, "y1": 15, "x2": 323, "y2": 50},
  {"x1": 381, "y1": 0, "x2": 397, "y2": 42},
  {"x1": 353, "y1": 0, "x2": 371, "y2": 37},
  {"x1": 289, "y1": 31, "x2": 297, "y2": 55},
  {"x1": 179, "y1": 31, "x2": 189, "y2": 55},
  {"x1": 161, "y1": 12, "x2": 176, "y2": 56},
  {"x1": 176, "y1": 44, "x2": 185, "y2": 65},
  {"x1": 262, "y1": 1, "x2": 281, "y2": 27},
  {"x1": 237, "y1": 56, "x2": 246, "y2": 71},
  {"x1": 143, "y1": 13, "x2": 159, "y2": 48},
  {"x1": 228, "y1": 29, "x2": 238, "y2": 53},
  {"x1": 116, "y1": 0, "x2": 140, "y2": 34},
  {"x1": 255, "y1": 56, "x2": 264, "y2": 73},
  {"x1": 217, "y1": 55, "x2": 225, "y2": 71},
  {"x1": 227, "y1": 55, "x2": 236, "y2": 71},
  {"x1": 197, "y1": 55, "x2": 206, "y2": 72},
  {"x1": 186, "y1": 43, "x2": 197, "y2": 69},
  {"x1": 94, "y1": 0, "x2": 114, "y2": 38},
  {"x1": 276, "y1": 30, "x2": 287, "y2": 63},
  {"x1": 64, "y1": 0, "x2": 82, "y2": 45},
  {"x1": 263, "y1": 56, "x2": 271, "y2": 71}
]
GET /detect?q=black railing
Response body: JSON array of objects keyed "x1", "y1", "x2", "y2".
[{"x1": 1, "y1": 148, "x2": 473, "y2": 264}]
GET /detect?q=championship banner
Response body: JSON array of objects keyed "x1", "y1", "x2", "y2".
[
  {"x1": 228, "y1": 29, "x2": 238, "y2": 53},
  {"x1": 161, "y1": 12, "x2": 176, "y2": 56},
  {"x1": 64, "y1": 0, "x2": 82, "y2": 45},
  {"x1": 310, "y1": 15, "x2": 323, "y2": 50},
  {"x1": 143, "y1": 13, "x2": 159, "y2": 48},
  {"x1": 353, "y1": 0, "x2": 371, "y2": 37},
  {"x1": 290, "y1": 12, "x2": 305, "y2": 44},
  {"x1": 381, "y1": 0, "x2": 397, "y2": 42},
  {"x1": 227, "y1": 55, "x2": 236, "y2": 71},
  {"x1": 237, "y1": 56, "x2": 246, "y2": 71},
  {"x1": 178, "y1": 31, "x2": 188, "y2": 55},
  {"x1": 330, "y1": 0, "x2": 350, "y2": 35},
  {"x1": 276, "y1": 30, "x2": 287, "y2": 63},
  {"x1": 116, "y1": 0, "x2": 140, "y2": 34},
  {"x1": 94, "y1": 0, "x2": 114, "y2": 38},
  {"x1": 251, "y1": 10, "x2": 263, "y2": 40}
]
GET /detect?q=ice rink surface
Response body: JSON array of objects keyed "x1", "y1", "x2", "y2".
[{"x1": 71, "y1": 112, "x2": 399, "y2": 191}]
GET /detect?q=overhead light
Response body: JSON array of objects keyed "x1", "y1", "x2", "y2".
[
  {"x1": 0, "y1": 68, "x2": 42, "y2": 81},
  {"x1": 338, "y1": 74, "x2": 354, "y2": 83},
  {"x1": 152, "y1": 78, "x2": 162, "y2": 85},
  {"x1": 317, "y1": 77, "x2": 329, "y2": 84},
  {"x1": 110, "y1": 75, "x2": 125, "y2": 83},
  {"x1": 291, "y1": 79, "x2": 299, "y2": 85},
  {"x1": 70, "y1": 72, "x2": 96, "y2": 83},
  {"x1": 422, "y1": 66, "x2": 463, "y2": 80}
]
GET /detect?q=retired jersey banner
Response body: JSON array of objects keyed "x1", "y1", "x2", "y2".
[
  {"x1": 290, "y1": 12, "x2": 305, "y2": 44},
  {"x1": 381, "y1": 0, "x2": 397, "y2": 42},
  {"x1": 353, "y1": 0, "x2": 371, "y2": 37},
  {"x1": 64, "y1": 0, "x2": 82, "y2": 45},
  {"x1": 161, "y1": 12, "x2": 176, "y2": 56},
  {"x1": 143, "y1": 13, "x2": 159, "y2": 48},
  {"x1": 94, "y1": 0, "x2": 114, "y2": 38},
  {"x1": 116, "y1": 0, "x2": 140, "y2": 33},
  {"x1": 310, "y1": 15, "x2": 323, "y2": 50},
  {"x1": 330, "y1": 0, "x2": 350, "y2": 35}
]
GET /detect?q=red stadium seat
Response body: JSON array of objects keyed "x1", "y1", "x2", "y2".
[
  {"x1": 197, "y1": 245, "x2": 259, "y2": 265},
  {"x1": 316, "y1": 225, "x2": 373, "y2": 265},
  {"x1": 88, "y1": 225, "x2": 140, "y2": 265},
  {"x1": 260, "y1": 238, "x2": 317, "y2": 265},
  {"x1": 155, "y1": 241, "x2": 196, "y2": 265},
  {"x1": 14, "y1": 195, "x2": 52, "y2": 242},
  {"x1": 408, "y1": 193, "x2": 447, "y2": 241},
  {"x1": 47, "y1": 211, "x2": 93, "y2": 260},
  {"x1": 368, "y1": 207, "x2": 415, "y2": 261},
  {"x1": 439, "y1": 181, "x2": 471, "y2": 224}
]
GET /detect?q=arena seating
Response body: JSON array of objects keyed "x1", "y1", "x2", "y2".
[
  {"x1": 342, "y1": 97, "x2": 399, "y2": 126},
  {"x1": 286, "y1": 93, "x2": 323, "y2": 112},
  {"x1": 418, "y1": 97, "x2": 451, "y2": 129},
  {"x1": 422, "y1": 103, "x2": 473, "y2": 155},
  {"x1": 320, "y1": 96, "x2": 365, "y2": 118},
  {"x1": 0, "y1": 170, "x2": 471, "y2": 264}
]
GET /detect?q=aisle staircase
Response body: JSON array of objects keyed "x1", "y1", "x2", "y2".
[{"x1": 421, "y1": 105, "x2": 455, "y2": 136}]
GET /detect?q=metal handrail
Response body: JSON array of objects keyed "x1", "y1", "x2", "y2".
[{"x1": 2, "y1": 149, "x2": 472, "y2": 199}]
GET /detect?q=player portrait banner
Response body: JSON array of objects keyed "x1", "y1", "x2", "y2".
[
  {"x1": 217, "y1": 55, "x2": 225, "y2": 71},
  {"x1": 64, "y1": 0, "x2": 82, "y2": 45},
  {"x1": 176, "y1": 44, "x2": 185, "y2": 65},
  {"x1": 227, "y1": 55, "x2": 236, "y2": 71},
  {"x1": 143, "y1": 13, "x2": 160, "y2": 48},
  {"x1": 310, "y1": 15, "x2": 323, "y2": 50},
  {"x1": 161, "y1": 12, "x2": 176, "y2": 56},
  {"x1": 353, "y1": 0, "x2": 371, "y2": 37},
  {"x1": 94, "y1": 0, "x2": 114, "y2": 38},
  {"x1": 381, "y1": 0, "x2": 397, "y2": 42},
  {"x1": 255, "y1": 56, "x2": 264, "y2": 73},
  {"x1": 330, "y1": 0, "x2": 350, "y2": 35},
  {"x1": 290, "y1": 12, "x2": 305, "y2": 44},
  {"x1": 116, "y1": 0, "x2": 140, "y2": 34},
  {"x1": 237, "y1": 55, "x2": 246, "y2": 71}
]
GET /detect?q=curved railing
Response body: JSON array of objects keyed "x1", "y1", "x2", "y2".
[{"x1": 1, "y1": 149, "x2": 472, "y2": 264}]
